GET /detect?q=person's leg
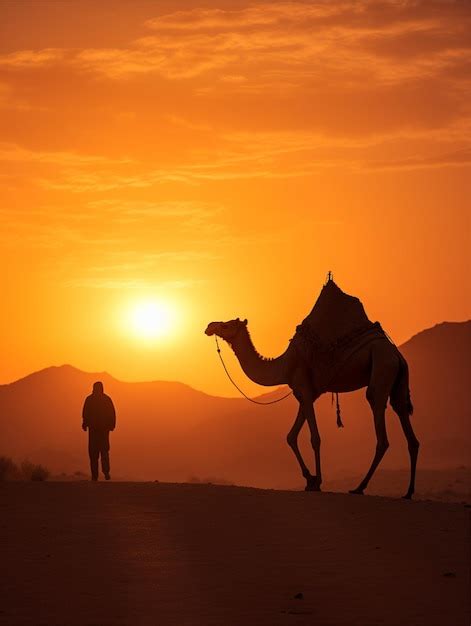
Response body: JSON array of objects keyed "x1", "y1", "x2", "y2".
[
  {"x1": 100, "y1": 431, "x2": 111, "y2": 480},
  {"x1": 88, "y1": 432, "x2": 99, "y2": 481}
]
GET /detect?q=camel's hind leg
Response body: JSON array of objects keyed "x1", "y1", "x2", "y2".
[
  {"x1": 349, "y1": 403, "x2": 389, "y2": 495},
  {"x1": 350, "y1": 346, "x2": 397, "y2": 495},
  {"x1": 390, "y1": 358, "x2": 419, "y2": 499},
  {"x1": 396, "y1": 411, "x2": 419, "y2": 499}
]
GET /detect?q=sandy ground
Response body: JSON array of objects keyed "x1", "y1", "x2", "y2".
[{"x1": 0, "y1": 482, "x2": 468, "y2": 626}]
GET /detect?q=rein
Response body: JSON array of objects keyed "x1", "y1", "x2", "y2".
[{"x1": 215, "y1": 336, "x2": 293, "y2": 405}]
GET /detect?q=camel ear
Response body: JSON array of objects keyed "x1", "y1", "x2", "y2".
[{"x1": 243, "y1": 318, "x2": 248, "y2": 325}]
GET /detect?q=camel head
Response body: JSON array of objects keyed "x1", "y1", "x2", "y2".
[{"x1": 205, "y1": 318, "x2": 248, "y2": 343}]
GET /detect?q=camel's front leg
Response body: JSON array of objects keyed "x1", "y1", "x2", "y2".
[
  {"x1": 286, "y1": 404, "x2": 317, "y2": 490},
  {"x1": 304, "y1": 402, "x2": 322, "y2": 491}
]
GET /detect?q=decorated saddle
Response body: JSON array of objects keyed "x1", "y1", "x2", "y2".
[{"x1": 291, "y1": 277, "x2": 390, "y2": 396}]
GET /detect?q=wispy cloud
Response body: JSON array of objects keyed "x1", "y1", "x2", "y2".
[
  {"x1": 0, "y1": 48, "x2": 65, "y2": 68},
  {"x1": 1, "y1": 1, "x2": 469, "y2": 187},
  {"x1": 0, "y1": 0, "x2": 468, "y2": 160},
  {"x1": 2, "y1": 2, "x2": 469, "y2": 87},
  {"x1": 68, "y1": 277, "x2": 208, "y2": 290},
  {"x1": 0, "y1": 143, "x2": 132, "y2": 165},
  {"x1": 367, "y1": 146, "x2": 471, "y2": 171},
  {"x1": 0, "y1": 196, "x2": 233, "y2": 290}
]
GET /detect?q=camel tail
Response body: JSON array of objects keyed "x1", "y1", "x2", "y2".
[{"x1": 390, "y1": 352, "x2": 413, "y2": 416}]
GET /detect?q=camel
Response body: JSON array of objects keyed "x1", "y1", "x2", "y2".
[{"x1": 205, "y1": 317, "x2": 420, "y2": 499}]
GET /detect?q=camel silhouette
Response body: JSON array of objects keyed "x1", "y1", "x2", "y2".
[{"x1": 205, "y1": 311, "x2": 419, "y2": 499}]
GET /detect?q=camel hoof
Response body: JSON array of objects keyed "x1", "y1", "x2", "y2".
[
  {"x1": 305, "y1": 476, "x2": 321, "y2": 492},
  {"x1": 349, "y1": 488, "x2": 364, "y2": 495},
  {"x1": 402, "y1": 492, "x2": 413, "y2": 500}
]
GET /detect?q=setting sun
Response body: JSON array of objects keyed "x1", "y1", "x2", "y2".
[{"x1": 126, "y1": 300, "x2": 178, "y2": 341}]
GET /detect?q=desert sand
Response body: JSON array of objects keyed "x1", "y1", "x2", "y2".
[{"x1": 1, "y1": 482, "x2": 468, "y2": 626}]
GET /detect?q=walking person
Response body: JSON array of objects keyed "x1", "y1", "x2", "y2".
[{"x1": 82, "y1": 381, "x2": 116, "y2": 481}]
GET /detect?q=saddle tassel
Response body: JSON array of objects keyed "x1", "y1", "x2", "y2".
[{"x1": 335, "y1": 392, "x2": 343, "y2": 428}]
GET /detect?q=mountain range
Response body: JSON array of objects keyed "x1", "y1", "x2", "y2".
[{"x1": 0, "y1": 321, "x2": 469, "y2": 489}]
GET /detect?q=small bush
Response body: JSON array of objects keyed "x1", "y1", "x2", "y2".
[
  {"x1": 0, "y1": 456, "x2": 18, "y2": 481},
  {"x1": 20, "y1": 460, "x2": 50, "y2": 482},
  {"x1": 31, "y1": 465, "x2": 50, "y2": 482},
  {"x1": 0, "y1": 457, "x2": 50, "y2": 481}
]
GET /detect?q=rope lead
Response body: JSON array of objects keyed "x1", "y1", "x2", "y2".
[
  {"x1": 215, "y1": 336, "x2": 292, "y2": 405},
  {"x1": 214, "y1": 336, "x2": 345, "y2": 423}
]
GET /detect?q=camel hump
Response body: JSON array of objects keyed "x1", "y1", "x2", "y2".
[{"x1": 300, "y1": 280, "x2": 371, "y2": 345}]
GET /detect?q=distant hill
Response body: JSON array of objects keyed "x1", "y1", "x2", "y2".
[
  {"x1": 0, "y1": 321, "x2": 469, "y2": 489},
  {"x1": 399, "y1": 321, "x2": 470, "y2": 465}
]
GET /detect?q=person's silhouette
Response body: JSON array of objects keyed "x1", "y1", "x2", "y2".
[{"x1": 82, "y1": 381, "x2": 116, "y2": 481}]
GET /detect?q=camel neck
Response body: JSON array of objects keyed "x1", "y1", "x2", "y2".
[{"x1": 229, "y1": 328, "x2": 289, "y2": 387}]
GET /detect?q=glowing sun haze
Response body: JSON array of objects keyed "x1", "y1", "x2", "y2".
[
  {"x1": 0, "y1": 0, "x2": 469, "y2": 396},
  {"x1": 125, "y1": 299, "x2": 181, "y2": 341}
]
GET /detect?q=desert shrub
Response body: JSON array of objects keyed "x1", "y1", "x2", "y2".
[
  {"x1": 20, "y1": 460, "x2": 50, "y2": 482},
  {"x1": 0, "y1": 456, "x2": 19, "y2": 481},
  {"x1": 31, "y1": 465, "x2": 50, "y2": 482}
]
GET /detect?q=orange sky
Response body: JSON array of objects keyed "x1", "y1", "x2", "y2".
[{"x1": 0, "y1": 0, "x2": 470, "y2": 396}]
